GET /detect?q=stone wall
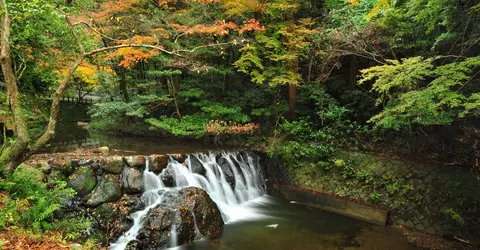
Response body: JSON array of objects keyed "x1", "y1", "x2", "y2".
[
  {"x1": 25, "y1": 152, "x2": 187, "y2": 244},
  {"x1": 265, "y1": 150, "x2": 480, "y2": 243},
  {"x1": 26, "y1": 151, "x2": 229, "y2": 248}
]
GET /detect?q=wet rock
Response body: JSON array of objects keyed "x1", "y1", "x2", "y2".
[
  {"x1": 136, "y1": 205, "x2": 195, "y2": 249},
  {"x1": 93, "y1": 202, "x2": 133, "y2": 241},
  {"x1": 121, "y1": 167, "x2": 145, "y2": 194},
  {"x1": 121, "y1": 194, "x2": 146, "y2": 213},
  {"x1": 170, "y1": 153, "x2": 185, "y2": 163},
  {"x1": 68, "y1": 166, "x2": 97, "y2": 197},
  {"x1": 91, "y1": 161, "x2": 101, "y2": 171},
  {"x1": 52, "y1": 158, "x2": 75, "y2": 176},
  {"x1": 95, "y1": 203, "x2": 117, "y2": 223},
  {"x1": 78, "y1": 159, "x2": 94, "y2": 166},
  {"x1": 160, "y1": 168, "x2": 175, "y2": 187},
  {"x1": 98, "y1": 146, "x2": 109, "y2": 155},
  {"x1": 178, "y1": 187, "x2": 224, "y2": 238},
  {"x1": 100, "y1": 156, "x2": 124, "y2": 174},
  {"x1": 86, "y1": 174, "x2": 122, "y2": 207},
  {"x1": 149, "y1": 154, "x2": 168, "y2": 174},
  {"x1": 218, "y1": 157, "x2": 235, "y2": 188},
  {"x1": 132, "y1": 187, "x2": 223, "y2": 249},
  {"x1": 189, "y1": 155, "x2": 205, "y2": 176},
  {"x1": 124, "y1": 155, "x2": 146, "y2": 169},
  {"x1": 125, "y1": 240, "x2": 140, "y2": 250}
]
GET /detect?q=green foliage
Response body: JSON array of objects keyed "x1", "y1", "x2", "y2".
[
  {"x1": 359, "y1": 56, "x2": 480, "y2": 129},
  {"x1": 234, "y1": 2, "x2": 316, "y2": 87},
  {"x1": 441, "y1": 208, "x2": 465, "y2": 225},
  {"x1": 194, "y1": 100, "x2": 250, "y2": 123},
  {"x1": 372, "y1": 0, "x2": 469, "y2": 49},
  {"x1": 146, "y1": 115, "x2": 208, "y2": 137},
  {"x1": 0, "y1": 165, "x2": 79, "y2": 233}
]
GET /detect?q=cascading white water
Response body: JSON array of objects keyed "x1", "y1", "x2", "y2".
[{"x1": 111, "y1": 151, "x2": 266, "y2": 250}]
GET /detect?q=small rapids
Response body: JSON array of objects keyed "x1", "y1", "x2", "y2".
[{"x1": 110, "y1": 151, "x2": 266, "y2": 250}]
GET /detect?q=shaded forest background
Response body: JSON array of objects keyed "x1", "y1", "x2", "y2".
[
  {"x1": 1, "y1": 0, "x2": 480, "y2": 248},
  {"x1": 0, "y1": 0, "x2": 479, "y2": 172}
]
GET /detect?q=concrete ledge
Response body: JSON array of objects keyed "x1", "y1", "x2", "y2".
[{"x1": 275, "y1": 185, "x2": 388, "y2": 226}]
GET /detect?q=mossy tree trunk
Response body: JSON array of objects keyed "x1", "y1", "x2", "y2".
[{"x1": 0, "y1": 1, "x2": 84, "y2": 176}]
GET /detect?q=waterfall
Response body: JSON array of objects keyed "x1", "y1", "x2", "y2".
[{"x1": 111, "y1": 151, "x2": 266, "y2": 250}]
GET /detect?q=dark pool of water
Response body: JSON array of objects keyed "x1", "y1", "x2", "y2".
[
  {"x1": 43, "y1": 122, "x2": 236, "y2": 155},
  {"x1": 176, "y1": 196, "x2": 416, "y2": 250}
]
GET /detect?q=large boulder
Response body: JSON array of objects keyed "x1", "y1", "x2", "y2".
[
  {"x1": 68, "y1": 166, "x2": 97, "y2": 197},
  {"x1": 93, "y1": 200, "x2": 136, "y2": 240},
  {"x1": 86, "y1": 174, "x2": 122, "y2": 207},
  {"x1": 100, "y1": 156, "x2": 124, "y2": 174},
  {"x1": 133, "y1": 187, "x2": 223, "y2": 249},
  {"x1": 121, "y1": 167, "x2": 145, "y2": 194},
  {"x1": 178, "y1": 187, "x2": 223, "y2": 237},
  {"x1": 136, "y1": 205, "x2": 195, "y2": 249},
  {"x1": 14, "y1": 164, "x2": 46, "y2": 182}
]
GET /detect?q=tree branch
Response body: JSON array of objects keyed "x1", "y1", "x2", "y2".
[
  {"x1": 73, "y1": 21, "x2": 124, "y2": 42},
  {"x1": 85, "y1": 43, "x2": 181, "y2": 57},
  {"x1": 27, "y1": 16, "x2": 86, "y2": 156}
]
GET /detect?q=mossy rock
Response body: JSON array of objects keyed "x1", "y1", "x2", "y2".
[
  {"x1": 15, "y1": 163, "x2": 46, "y2": 182},
  {"x1": 86, "y1": 174, "x2": 122, "y2": 207},
  {"x1": 94, "y1": 203, "x2": 117, "y2": 223},
  {"x1": 68, "y1": 166, "x2": 97, "y2": 197},
  {"x1": 100, "y1": 156, "x2": 124, "y2": 174},
  {"x1": 48, "y1": 170, "x2": 68, "y2": 183}
]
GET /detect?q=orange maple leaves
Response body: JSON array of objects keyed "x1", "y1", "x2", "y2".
[
  {"x1": 239, "y1": 18, "x2": 265, "y2": 34},
  {"x1": 168, "y1": 19, "x2": 264, "y2": 36},
  {"x1": 92, "y1": 0, "x2": 141, "y2": 22},
  {"x1": 168, "y1": 21, "x2": 238, "y2": 36},
  {"x1": 104, "y1": 35, "x2": 161, "y2": 68}
]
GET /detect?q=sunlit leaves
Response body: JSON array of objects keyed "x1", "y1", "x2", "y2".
[
  {"x1": 359, "y1": 57, "x2": 434, "y2": 104},
  {"x1": 222, "y1": 0, "x2": 267, "y2": 17},
  {"x1": 359, "y1": 56, "x2": 480, "y2": 128},
  {"x1": 168, "y1": 21, "x2": 238, "y2": 36},
  {"x1": 239, "y1": 19, "x2": 265, "y2": 34}
]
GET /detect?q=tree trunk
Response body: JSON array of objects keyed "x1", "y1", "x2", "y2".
[
  {"x1": 349, "y1": 55, "x2": 357, "y2": 87},
  {"x1": 288, "y1": 83, "x2": 296, "y2": 121},
  {"x1": 119, "y1": 67, "x2": 129, "y2": 102},
  {"x1": 27, "y1": 17, "x2": 85, "y2": 157},
  {"x1": 0, "y1": 13, "x2": 86, "y2": 175},
  {"x1": 0, "y1": 0, "x2": 29, "y2": 175}
]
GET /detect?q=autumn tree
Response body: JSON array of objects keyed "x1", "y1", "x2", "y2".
[{"x1": 0, "y1": 0, "x2": 266, "y2": 175}]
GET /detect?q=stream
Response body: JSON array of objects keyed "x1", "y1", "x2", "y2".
[{"x1": 47, "y1": 124, "x2": 417, "y2": 250}]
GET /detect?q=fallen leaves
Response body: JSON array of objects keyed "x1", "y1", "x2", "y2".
[{"x1": 0, "y1": 231, "x2": 70, "y2": 250}]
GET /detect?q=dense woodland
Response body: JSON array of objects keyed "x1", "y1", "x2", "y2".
[{"x1": 0, "y1": 0, "x2": 480, "y2": 248}]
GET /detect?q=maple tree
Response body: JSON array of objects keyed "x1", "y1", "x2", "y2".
[{"x1": 0, "y1": 0, "x2": 267, "y2": 174}]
